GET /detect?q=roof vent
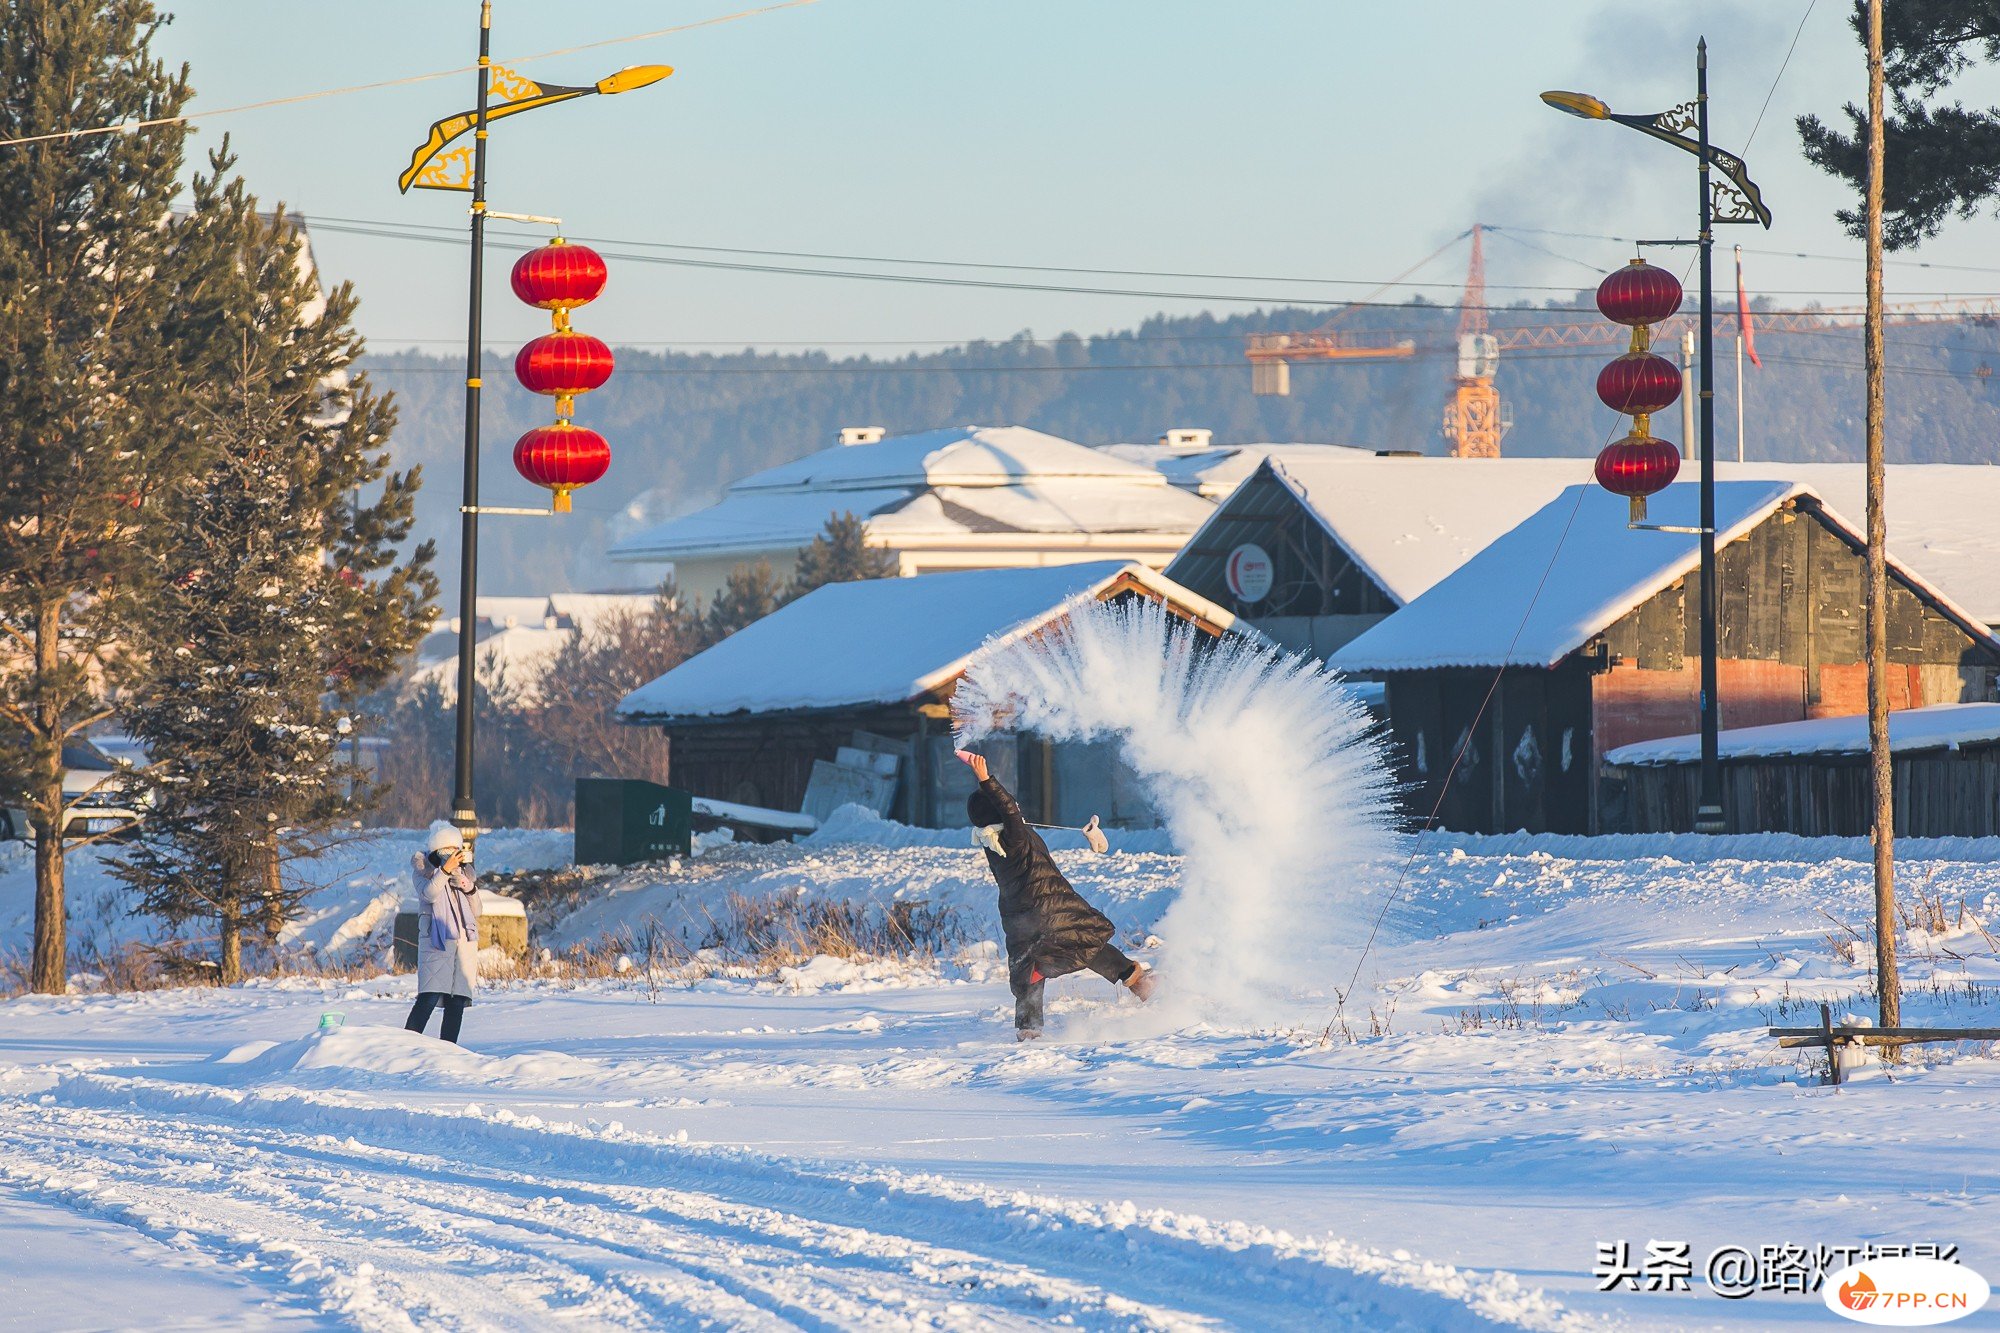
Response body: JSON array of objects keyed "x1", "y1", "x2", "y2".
[
  {"x1": 838, "y1": 426, "x2": 887, "y2": 446},
  {"x1": 1159, "y1": 428, "x2": 1213, "y2": 451}
]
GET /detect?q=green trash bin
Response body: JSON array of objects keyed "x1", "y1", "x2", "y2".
[{"x1": 574, "y1": 778, "x2": 692, "y2": 866}]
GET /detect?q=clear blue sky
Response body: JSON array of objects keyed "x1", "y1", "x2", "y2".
[{"x1": 146, "y1": 1, "x2": 1997, "y2": 355}]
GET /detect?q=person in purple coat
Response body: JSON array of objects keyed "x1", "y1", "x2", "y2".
[{"x1": 404, "y1": 824, "x2": 482, "y2": 1044}]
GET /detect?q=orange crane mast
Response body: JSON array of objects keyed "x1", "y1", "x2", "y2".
[{"x1": 1442, "y1": 224, "x2": 1504, "y2": 458}]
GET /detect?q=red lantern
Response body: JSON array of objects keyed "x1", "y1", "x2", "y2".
[
  {"x1": 515, "y1": 331, "x2": 614, "y2": 404},
  {"x1": 513, "y1": 422, "x2": 610, "y2": 512},
  {"x1": 1596, "y1": 258, "x2": 1683, "y2": 327},
  {"x1": 510, "y1": 240, "x2": 607, "y2": 318},
  {"x1": 1595, "y1": 352, "x2": 1682, "y2": 416},
  {"x1": 1595, "y1": 432, "x2": 1681, "y2": 523}
]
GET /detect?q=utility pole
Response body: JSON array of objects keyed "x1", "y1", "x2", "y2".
[
  {"x1": 1863, "y1": 0, "x2": 1900, "y2": 1029},
  {"x1": 451, "y1": 0, "x2": 494, "y2": 855},
  {"x1": 1693, "y1": 39, "x2": 1724, "y2": 836}
]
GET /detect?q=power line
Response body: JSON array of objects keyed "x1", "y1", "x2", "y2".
[
  {"x1": 1496, "y1": 224, "x2": 2000, "y2": 277},
  {"x1": 0, "y1": 0, "x2": 821, "y2": 150},
  {"x1": 1745, "y1": 0, "x2": 1819, "y2": 150},
  {"x1": 308, "y1": 215, "x2": 2000, "y2": 307}
]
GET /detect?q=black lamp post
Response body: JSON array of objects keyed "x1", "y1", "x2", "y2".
[
  {"x1": 1543, "y1": 40, "x2": 1772, "y2": 834},
  {"x1": 398, "y1": 4, "x2": 670, "y2": 852}
]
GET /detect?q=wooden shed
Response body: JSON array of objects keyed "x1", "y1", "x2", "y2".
[
  {"x1": 1604, "y1": 703, "x2": 2000, "y2": 836},
  {"x1": 1331, "y1": 481, "x2": 2000, "y2": 835},
  {"x1": 616, "y1": 561, "x2": 1244, "y2": 829}
]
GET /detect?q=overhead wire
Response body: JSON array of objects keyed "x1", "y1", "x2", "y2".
[
  {"x1": 307, "y1": 215, "x2": 2000, "y2": 305},
  {"x1": 0, "y1": 0, "x2": 822, "y2": 150}
]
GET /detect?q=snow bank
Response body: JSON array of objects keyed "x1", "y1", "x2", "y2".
[{"x1": 206, "y1": 1024, "x2": 615, "y2": 1090}]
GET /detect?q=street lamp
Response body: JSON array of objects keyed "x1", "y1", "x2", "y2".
[
  {"x1": 1542, "y1": 40, "x2": 1772, "y2": 835},
  {"x1": 399, "y1": 1, "x2": 672, "y2": 852}
]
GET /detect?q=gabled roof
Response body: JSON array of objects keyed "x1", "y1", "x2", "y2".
[
  {"x1": 731, "y1": 425, "x2": 1166, "y2": 492},
  {"x1": 609, "y1": 425, "x2": 1211, "y2": 564},
  {"x1": 1330, "y1": 481, "x2": 1999, "y2": 673},
  {"x1": 1606, "y1": 701, "x2": 2000, "y2": 766},
  {"x1": 617, "y1": 561, "x2": 1240, "y2": 722},
  {"x1": 1727, "y1": 463, "x2": 2000, "y2": 624},
  {"x1": 1169, "y1": 456, "x2": 1591, "y2": 607},
  {"x1": 1163, "y1": 456, "x2": 2000, "y2": 624},
  {"x1": 1099, "y1": 442, "x2": 1377, "y2": 498}
]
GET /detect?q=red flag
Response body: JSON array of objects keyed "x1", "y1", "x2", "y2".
[{"x1": 1735, "y1": 246, "x2": 1761, "y2": 368}]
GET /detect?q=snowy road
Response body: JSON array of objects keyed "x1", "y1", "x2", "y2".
[
  {"x1": 0, "y1": 1059, "x2": 1563, "y2": 1331},
  {"x1": 7, "y1": 830, "x2": 2000, "y2": 1329}
]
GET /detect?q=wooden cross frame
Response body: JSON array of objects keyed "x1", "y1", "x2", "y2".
[{"x1": 1769, "y1": 1002, "x2": 2000, "y2": 1085}]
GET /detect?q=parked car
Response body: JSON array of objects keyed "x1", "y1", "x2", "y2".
[{"x1": 0, "y1": 737, "x2": 149, "y2": 841}]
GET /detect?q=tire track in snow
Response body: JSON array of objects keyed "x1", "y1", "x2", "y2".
[
  {"x1": 5, "y1": 1072, "x2": 1598, "y2": 1330},
  {"x1": 0, "y1": 1097, "x2": 1214, "y2": 1331}
]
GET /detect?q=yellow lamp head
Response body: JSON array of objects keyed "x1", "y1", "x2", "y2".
[
  {"x1": 597, "y1": 65, "x2": 674, "y2": 95},
  {"x1": 1540, "y1": 90, "x2": 1611, "y2": 120}
]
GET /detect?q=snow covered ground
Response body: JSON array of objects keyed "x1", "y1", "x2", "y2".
[{"x1": 4, "y1": 822, "x2": 2000, "y2": 1328}]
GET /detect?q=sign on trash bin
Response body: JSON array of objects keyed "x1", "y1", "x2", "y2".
[{"x1": 574, "y1": 778, "x2": 692, "y2": 866}]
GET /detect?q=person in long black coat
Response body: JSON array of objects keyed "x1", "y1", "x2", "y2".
[{"x1": 956, "y1": 750, "x2": 1154, "y2": 1039}]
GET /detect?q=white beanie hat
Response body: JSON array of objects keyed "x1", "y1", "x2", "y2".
[{"x1": 425, "y1": 823, "x2": 465, "y2": 855}]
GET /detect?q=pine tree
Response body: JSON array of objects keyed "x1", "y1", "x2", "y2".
[
  {"x1": 704, "y1": 561, "x2": 786, "y2": 641},
  {"x1": 788, "y1": 511, "x2": 900, "y2": 599},
  {"x1": 109, "y1": 203, "x2": 436, "y2": 983},
  {"x1": 1799, "y1": 1, "x2": 2000, "y2": 247},
  {"x1": 0, "y1": 2, "x2": 253, "y2": 993}
]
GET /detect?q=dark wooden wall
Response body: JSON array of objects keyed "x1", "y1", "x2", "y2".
[
  {"x1": 1379, "y1": 662, "x2": 1597, "y2": 834},
  {"x1": 664, "y1": 707, "x2": 921, "y2": 817},
  {"x1": 1611, "y1": 747, "x2": 2000, "y2": 837}
]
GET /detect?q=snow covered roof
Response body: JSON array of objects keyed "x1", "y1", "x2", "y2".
[
  {"x1": 409, "y1": 625, "x2": 573, "y2": 703},
  {"x1": 1163, "y1": 455, "x2": 2000, "y2": 624},
  {"x1": 546, "y1": 593, "x2": 659, "y2": 635},
  {"x1": 1331, "y1": 480, "x2": 1995, "y2": 672},
  {"x1": 618, "y1": 561, "x2": 1240, "y2": 721},
  {"x1": 1170, "y1": 456, "x2": 1592, "y2": 608},
  {"x1": 735, "y1": 425, "x2": 1165, "y2": 491},
  {"x1": 472, "y1": 596, "x2": 553, "y2": 631},
  {"x1": 1606, "y1": 702, "x2": 2000, "y2": 766},
  {"x1": 1098, "y1": 442, "x2": 1378, "y2": 498},
  {"x1": 609, "y1": 426, "x2": 1212, "y2": 563}
]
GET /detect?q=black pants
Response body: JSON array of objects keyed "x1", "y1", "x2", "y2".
[
  {"x1": 1014, "y1": 943, "x2": 1137, "y2": 1032},
  {"x1": 405, "y1": 991, "x2": 469, "y2": 1044}
]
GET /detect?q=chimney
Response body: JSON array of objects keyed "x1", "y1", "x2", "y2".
[
  {"x1": 838, "y1": 426, "x2": 887, "y2": 446},
  {"x1": 1158, "y1": 428, "x2": 1213, "y2": 451}
]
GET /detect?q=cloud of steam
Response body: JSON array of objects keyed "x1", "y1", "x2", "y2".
[{"x1": 952, "y1": 598, "x2": 1403, "y2": 1027}]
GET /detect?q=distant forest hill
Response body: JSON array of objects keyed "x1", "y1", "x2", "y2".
[{"x1": 359, "y1": 297, "x2": 2000, "y2": 598}]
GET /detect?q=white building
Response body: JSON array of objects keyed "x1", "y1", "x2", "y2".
[{"x1": 607, "y1": 425, "x2": 1216, "y2": 603}]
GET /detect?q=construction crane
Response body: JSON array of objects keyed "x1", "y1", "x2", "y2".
[
  {"x1": 1246, "y1": 225, "x2": 2000, "y2": 456},
  {"x1": 1441, "y1": 224, "x2": 1505, "y2": 458},
  {"x1": 1244, "y1": 224, "x2": 1507, "y2": 457}
]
